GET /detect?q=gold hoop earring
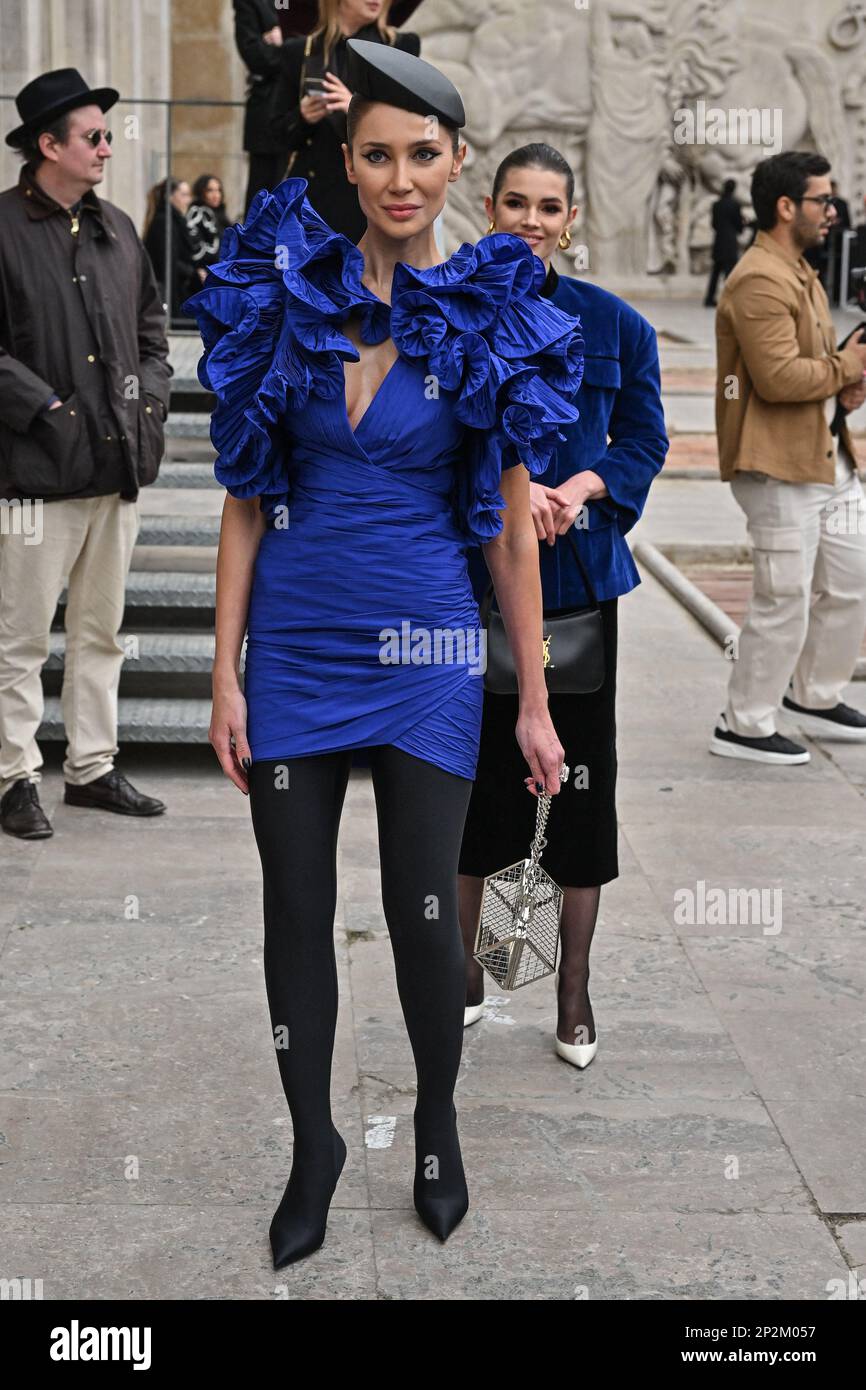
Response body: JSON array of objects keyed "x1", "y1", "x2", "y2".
[
  {"x1": 486, "y1": 219, "x2": 496, "y2": 235},
  {"x1": 558, "y1": 227, "x2": 572, "y2": 250}
]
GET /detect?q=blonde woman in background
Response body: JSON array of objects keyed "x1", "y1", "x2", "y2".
[{"x1": 269, "y1": 0, "x2": 420, "y2": 241}]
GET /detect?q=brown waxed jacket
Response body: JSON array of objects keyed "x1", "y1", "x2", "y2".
[
  {"x1": 0, "y1": 162, "x2": 172, "y2": 503},
  {"x1": 715, "y1": 229, "x2": 863, "y2": 484}
]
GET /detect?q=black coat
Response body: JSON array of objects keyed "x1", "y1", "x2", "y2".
[
  {"x1": 711, "y1": 193, "x2": 744, "y2": 266},
  {"x1": 144, "y1": 202, "x2": 200, "y2": 320},
  {"x1": 270, "y1": 24, "x2": 421, "y2": 243},
  {"x1": 234, "y1": 0, "x2": 289, "y2": 155},
  {"x1": 0, "y1": 163, "x2": 172, "y2": 503}
]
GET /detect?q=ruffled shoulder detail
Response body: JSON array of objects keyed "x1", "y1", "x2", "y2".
[
  {"x1": 388, "y1": 233, "x2": 584, "y2": 543},
  {"x1": 181, "y1": 178, "x2": 376, "y2": 503},
  {"x1": 181, "y1": 180, "x2": 585, "y2": 538}
]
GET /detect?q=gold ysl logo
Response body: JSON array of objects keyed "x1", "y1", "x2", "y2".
[{"x1": 542, "y1": 633, "x2": 553, "y2": 668}]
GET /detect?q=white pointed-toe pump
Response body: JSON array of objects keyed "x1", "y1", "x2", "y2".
[{"x1": 554, "y1": 970, "x2": 598, "y2": 1068}]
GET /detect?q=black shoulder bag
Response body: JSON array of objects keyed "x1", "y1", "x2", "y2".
[{"x1": 477, "y1": 528, "x2": 606, "y2": 695}]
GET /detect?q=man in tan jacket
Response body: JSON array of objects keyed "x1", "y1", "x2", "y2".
[{"x1": 710, "y1": 151, "x2": 866, "y2": 765}]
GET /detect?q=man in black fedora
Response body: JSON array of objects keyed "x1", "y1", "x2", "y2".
[{"x1": 0, "y1": 69, "x2": 172, "y2": 839}]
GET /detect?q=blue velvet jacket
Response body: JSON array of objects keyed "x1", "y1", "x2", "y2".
[{"x1": 466, "y1": 267, "x2": 669, "y2": 608}]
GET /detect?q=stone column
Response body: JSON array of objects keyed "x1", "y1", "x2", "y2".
[
  {"x1": 1, "y1": 0, "x2": 171, "y2": 232},
  {"x1": 170, "y1": 0, "x2": 247, "y2": 223}
]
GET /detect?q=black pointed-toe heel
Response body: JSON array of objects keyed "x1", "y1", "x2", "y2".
[
  {"x1": 269, "y1": 1124, "x2": 347, "y2": 1269},
  {"x1": 413, "y1": 1186, "x2": 470, "y2": 1242},
  {"x1": 412, "y1": 1106, "x2": 469, "y2": 1243}
]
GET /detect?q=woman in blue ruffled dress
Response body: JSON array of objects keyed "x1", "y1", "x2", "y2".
[{"x1": 183, "y1": 40, "x2": 583, "y2": 1267}]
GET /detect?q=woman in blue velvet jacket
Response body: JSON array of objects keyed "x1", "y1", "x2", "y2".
[{"x1": 458, "y1": 143, "x2": 668, "y2": 1069}]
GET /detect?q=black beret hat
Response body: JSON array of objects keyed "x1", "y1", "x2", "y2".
[{"x1": 345, "y1": 38, "x2": 465, "y2": 129}]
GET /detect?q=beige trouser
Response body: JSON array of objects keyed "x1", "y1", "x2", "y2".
[
  {"x1": 725, "y1": 450, "x2": 866, "y2": 738},
  {"x1": 0, "y1": 493, "x2": 140, "y2": 796}
]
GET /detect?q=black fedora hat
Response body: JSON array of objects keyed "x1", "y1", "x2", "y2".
[{"x1": 5, "y1": 67, "x2": 119, "y2": 148}]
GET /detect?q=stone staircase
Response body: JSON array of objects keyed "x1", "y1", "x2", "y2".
[{"x1": 39, "y1": 334, "x2": 224, "y2": 744}]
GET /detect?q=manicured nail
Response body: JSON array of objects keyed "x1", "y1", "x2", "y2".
[
  {"x1": 535, "y1": 781, "x2": 544, "y2": 793},
  {"x1": 241, "y1": 757, "x2": 251, "y2": 770}
]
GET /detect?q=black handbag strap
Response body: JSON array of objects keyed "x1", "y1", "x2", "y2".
[
  {"x1": 559, "y1": 526, "x2": 599, "y2": 607},
  {"x1": 478, "y1": 525, "x2": 599, "y2": 625}
]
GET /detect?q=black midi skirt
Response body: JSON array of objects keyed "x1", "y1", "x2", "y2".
[{"x1": 458, "y1": 597, "x2": 619, "y2": 889}]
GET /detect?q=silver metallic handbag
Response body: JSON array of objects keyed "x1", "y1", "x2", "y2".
[{"x1": 473, "y1": 763, "x2": 570, "y2": 989}]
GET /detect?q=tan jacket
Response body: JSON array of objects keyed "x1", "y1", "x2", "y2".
[{"x1": 715, "y1": 230, "x2": 863, "y2": 483}]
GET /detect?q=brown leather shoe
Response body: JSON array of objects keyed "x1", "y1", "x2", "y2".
[
  {"x1": 1, "y1": 778, "x2": 53, "y2": 839},
  {"x1": 64, "y1": 769, "x2": 166, "y2": 816}
]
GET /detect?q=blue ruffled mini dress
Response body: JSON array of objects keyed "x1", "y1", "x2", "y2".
[{"x1": 183, "y1": 178, "x2": 584, "y2": 780}]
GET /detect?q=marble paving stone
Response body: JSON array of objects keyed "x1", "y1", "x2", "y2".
[
  {"x1": 336, "y1": 865, "x2": 385, "y2": 914},
  {"x1": 614, "y1": 737, "x2": 842, "y2": 783},
  {"x1": 0, "y1": 849, "x2": 38, "y2": 895},
  {"x1": 713, "y1": 1008, "x2": 866, "y2": 1104},
  {"x1": 362, "y1": 1095, "x2": 810, "y2": 1215},
  {"x1": 765, "y1": 1101, "x2": 866, "y2": 1214},
  {"x1": 822, "y1": 741, "x2": 866, "y2": 789},
  {"x1": 0, "y1": 917, "x2": 268, "y2": 996},
  {"x1": 357, "y1": 1008, "x2": 758, "y2": 1105},
  {"x1": 340, "y1": 897, "x2": 388, "y2": 939},
  {"x1": 27, "y1": 812, "x2": 262, "y2": 871},
  {"x1": 616, "y1": 776, "x2": 864, "y2": 826},
  {"x1": 0, "y1": 1203, "x2": 377, "y2": 1300},
  {"x1": 834, "y1": 1221, "x2": 866, "y2": 1271},
  {"x1": 593, "y1": 873, "x2": 677, "y2": 937},
  {"x1": 626, "y1": 824, "x2": 866, "y2": 883},
  {"x1": 350, "y1": 927, "x2": 725, "y2": 1024},
  {"x1": 369, "y1": 1209, "x2": 848, "y2": 1301},
  {"x1": 2, "y1": 879, "x2": 265, "y2": 931},
  {"x1": 0, "y1": 1092, "x2": 369, "y2": 1210},
  {"x1": 0, "y1": 866, "x2": 30, "y2": 926},
  {"x1": 462, "y1": 1044, "x2": 759, "y2": 1107},
  {"x1": 0, "y1": 984, "x2": 346, "y2": 1106},
  {"x1": 685, "y1": 936, "x2": 866, "y2": 1013}
]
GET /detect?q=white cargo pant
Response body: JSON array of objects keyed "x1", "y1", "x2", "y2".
[
  {"x1": 0, "y1": 493, "x2": 139, "y2": 797},
  {"x1": 724, "y1": 450, "x2": 866, "y2": 738}
]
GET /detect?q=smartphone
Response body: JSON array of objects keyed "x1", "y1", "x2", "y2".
[
  {"x1": 303, "y1": 78, "x2": 325, "y2": 98},
  {"x1": 838, "y1": 320, "x2": 866, "y2": 351}
]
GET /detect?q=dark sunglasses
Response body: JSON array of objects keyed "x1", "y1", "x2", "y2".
[{"x1": 80, "y1": 129, "x2": 113, "y2": 148}]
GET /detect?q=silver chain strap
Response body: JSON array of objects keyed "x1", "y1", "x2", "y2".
[
  {"x1": 528, "y1": 762, "x2": 570, "y2": 868},
  {"x1": 514, "y1": 763, "x2": 570, "y2": 921}
]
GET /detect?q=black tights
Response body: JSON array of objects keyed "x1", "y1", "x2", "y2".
[{"x1": 248, "y1": 745, "x2": 474, "y2": 1253}]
